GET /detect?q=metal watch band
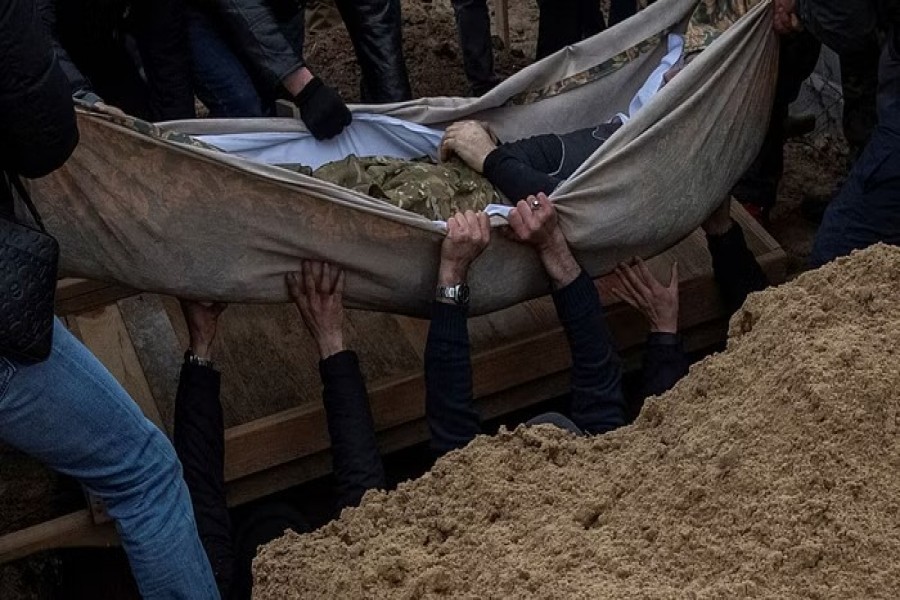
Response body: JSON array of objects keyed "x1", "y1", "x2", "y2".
[
  {"x1": 436, "y1": 283, "x2": 470, "y2": 306},
  {"x1": 184, "y1": 349, "x2": 214, "y2": 369}
]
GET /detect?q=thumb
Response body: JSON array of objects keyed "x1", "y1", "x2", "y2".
[{"x1": 668, "y1": 262, "x2": 679, "y2": 289}]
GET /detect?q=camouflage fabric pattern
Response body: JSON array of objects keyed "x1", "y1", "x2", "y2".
[
  {"x1": 504, "y1": 32, "x2": 666, "y2": 107},
  {"x1": 312, "y1": 155, "x2": 502, "y2": 221},
  {"x1": 76, "y1": 105, "x2": 223, "y2": 151},
  {"x1": 683, "y1": 0, "x2": 762, "y2": 55},
  {"x1": 508, "y1": 0, "x2": 763, "y2": 107}
]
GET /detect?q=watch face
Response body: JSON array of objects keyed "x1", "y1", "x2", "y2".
[{"x1": 456, "y1": 284, "x2": 470, "y2": 305}]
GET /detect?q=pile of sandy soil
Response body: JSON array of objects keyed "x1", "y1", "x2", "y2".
[{"x1": 254, "y1": 244, "x2": 900, "y2": 599}]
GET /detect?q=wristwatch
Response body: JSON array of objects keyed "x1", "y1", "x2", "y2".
[
  {"x1": 436, "y1": 283, "x2": 470, "y2": 306},
  {"x1": 184, "y1": 349, "x2": 214, "y2": 369}
]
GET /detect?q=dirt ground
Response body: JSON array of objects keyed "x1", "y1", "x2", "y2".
[
  {"x1": 256, "y1": 244, "x2": 900, "y2": 598},
  {"x1": 1, "y1": 0, "x2": 852, "y2": 597}
]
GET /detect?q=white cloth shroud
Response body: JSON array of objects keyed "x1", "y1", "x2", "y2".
[{"x1": 198, "y1": 34, "x2": 685, "y2": 175}]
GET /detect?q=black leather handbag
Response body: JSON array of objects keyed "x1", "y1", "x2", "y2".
[{"x1": 0, "y1": 172, "x2": 59, "y2": 362}]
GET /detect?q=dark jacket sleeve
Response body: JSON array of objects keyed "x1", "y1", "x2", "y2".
[
  {"x1": 35, "y1": 0, "x2": 92, "y2": 96},
  {"x1": 131, "y1": 0, "x2": 195, "y2": 120},
  {"x1": 319, "y1": 350, "x2": 386, "y2": 512},
  {"x1": 638, "y1": 332, "x2": 690, "y2": 401},
  {"x1": 796, "y1": 0, "x2": 879, "y2": 54},
  {"x1": 706, "y1": 223, "x2": 769, "y2": 315},
  {"x1": 424, "y1": 301, "x2": 482, "y2": 456},
  {"x1": 483, "y1": 144, "x2": 563, "y2": 202},
  {"x1": 552, "y1": 270, "x2": 627, "y2": 435},
  {"x1": 0, "y1": 0, "x2": 78, "y2": 178},
  {"x1": 208, "y1": 0, "x2": 304, "y2": 91},
  {"x1": 173, "y1": 363, "x2": 234, "y2": 600}
]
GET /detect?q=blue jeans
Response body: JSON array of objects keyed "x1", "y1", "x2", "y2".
[
  {"x1": 186, "y1": 7, "x2": 269, "y2": 118},
  {"x1": 0, "y1": 319, "x2": 218, "y2": 599},
  {"x1": 809, "y1": 36, "x2": 900, "y2": 268},
  {"x1": 809, "y1": 125, "x2": 900, "y2": 267}
]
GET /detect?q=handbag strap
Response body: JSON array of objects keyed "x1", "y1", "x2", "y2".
[{"x1": 3, "y1": 171, "x2": 47, "y2": 233}]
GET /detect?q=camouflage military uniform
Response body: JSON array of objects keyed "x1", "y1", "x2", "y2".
[
  {"x1": 683, "y1": 0, "x2": 762, "y2": 55},
  {"x1": 312, "y1": 155, "x2": 502, "y2": 220}
]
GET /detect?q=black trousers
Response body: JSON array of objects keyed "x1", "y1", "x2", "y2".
[
  {"x1": 536, "y1": 0, "x2": 606, "y2": 60},
  {"x1": 731, "y1": 31, "x2": 822, "y2": 209},
  {"x1": 450, "y1": 0, "x2": 499, "y2": 95},
  {"x1": 336, "y1": 0, "x2": 412, "y2": 102}
]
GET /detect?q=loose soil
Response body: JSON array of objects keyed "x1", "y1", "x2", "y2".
[{"x1": 254, "y1": 244, "x2": 900, "y2": 599}]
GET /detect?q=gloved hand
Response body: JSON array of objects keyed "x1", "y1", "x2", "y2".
[{"x1": 294, "y1": 77, "x2": 352, "y2": 140}]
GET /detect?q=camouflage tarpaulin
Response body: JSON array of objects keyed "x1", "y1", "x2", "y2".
[{"x1": 30, "y1": 0, "x2": 777, "y2": 317}]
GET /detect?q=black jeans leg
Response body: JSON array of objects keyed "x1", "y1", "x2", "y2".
[
  {"x1": 608, "y1": 0, "x2": 638, "y2": 26},
  {"x1": 536, "y1": 0, "x2": 605, "y2": 60},
  {"x1": 732, "y1": 31, "x2": 821, "y2": 210},
  {"x1": 450, "y1": 0, "x2": 498, "y2": 95},
  {"x1": 335, "y1": 0, "x2": 413, "y2": 102}
]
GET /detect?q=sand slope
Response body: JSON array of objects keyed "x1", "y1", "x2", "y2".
[{"x1": 254, "y1": 244, "x2": 900, "y2": 599}]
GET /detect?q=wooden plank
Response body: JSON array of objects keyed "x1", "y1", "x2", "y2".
[
  {"x1": 117, "y1": 295, "x2": 184, "y2": 434},
  {"x1": 0, "y1": 510, "x2": 117, "y2": 564},
  {"x1": 56, "y1": 279, "x2": 137, "y2": 316},
  {"x1": 493, "y1": 0, "x2": 510, "y2": 49},
  {"x1": 73, "y1": 305, "x2": 165, "y2": 432}
]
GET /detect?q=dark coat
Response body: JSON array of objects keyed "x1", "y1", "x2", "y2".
[{"x1": 0, "y1": 0, "x2": 78, "y2": 178}]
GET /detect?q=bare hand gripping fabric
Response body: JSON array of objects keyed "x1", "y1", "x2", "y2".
[{"x1": 29, "y1": 0, "x2": 777, "y2": 317}]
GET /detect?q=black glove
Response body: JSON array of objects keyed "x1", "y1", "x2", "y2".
[{"x1": 294, "y1": 77, "x2": 352, "y2": 140}]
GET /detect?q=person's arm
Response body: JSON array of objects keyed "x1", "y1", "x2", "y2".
[
  {"x1": 172, "y1": 300, "x2": 234, "y2": 599},
  {"x1": 425, "y1": 211, "x2": 490, "y2": 455},
  {"x1": 287, "y1": 261, "x2": 385, "y2": 511},
  {"x1": 34, "y1": 0, "x2": 91, "y2": 97},
  {"x1": 483, "y1": 145, "x2": 563, "y2": 200},
  {"x1": 0, "y1": 0, "x2": 78, "y2": 178},
  {"x1": 210, "y1": 0, "x2": 305, "y2": 91},
  {"x1": 702, "y1": 201, "x2": 769, "y2": 315},
  {"x1": 130, "y1": 0, "x2": 195, "y2": 120},
  {"x1": 790, "y1": 0, "x2": 878, "y2": 55},
  {"x1": 612, "y1": 260, "x2": 689, "y2": 401},
  {"x1": 508, "y1": 194, "x2": 626, "y2": 434},
  {"x1": 209, "y1": 0, "x2": 350, "y2": 138},
  {"x1": 440, "y1": 120, "x2": 564, "y2": 200}
]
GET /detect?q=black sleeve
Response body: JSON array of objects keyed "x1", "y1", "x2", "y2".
[
  {"x1": 706, "y1": 223, "x2": 769, "y2": 315},
  {"x1": 208, "y1": 0, "x2": 304, "y2": 91},
  {"x1": 131, "y1": 0, "x2": 195, "y2": 120},
  {"x1": 552, "y1": 270, "x2": 627, "y2": 435},
  {"x1": 482, "y1": 124, "x2": 615, "y2": 202},
  {"x1": 0, "y1": 0, "x2": 78, "y2": 178},
  {"x1": 173, "y1": 363, "x2": 234, "y2": 600},
  {"x1": 35, "y1": 0, "x2": 91, "y2": 96},
  {"x1": 796, "y1": 0, "x2": 878, "y2": 55},
  {"x1": 424, "y1": 302, "x2": 482, "y2": 456},
  {"x1": 483, "y1": 145, "x2": 563, "y2": 202},
  {"x1": 638, "y1": 332, "x2": 689, "y2": 401},
  {"x1": 319, "y1": 350, "x2": 386, "y2": 512}
]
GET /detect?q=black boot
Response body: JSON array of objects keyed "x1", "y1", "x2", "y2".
[{"x1": 335, "y1": 0, "x2": 412, "y2": 103}]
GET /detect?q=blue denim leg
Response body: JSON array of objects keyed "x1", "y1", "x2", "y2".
[
  {"x1": 810, "y1": 34, "x2": 900, "y2": 268},
  {"x1": 186, "y1": 7, "x2": 267, "y2": 118},
  {"x1": 0, "y1": 319, "x2": 218, "y2": 599},
  {"x1": 809, "y1": 125, "x2": 900, "y2": 268}
]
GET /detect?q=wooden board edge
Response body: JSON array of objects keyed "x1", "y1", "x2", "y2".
[{"x1": 0, "y1": 510, "x2": 118, "y2": 565}]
